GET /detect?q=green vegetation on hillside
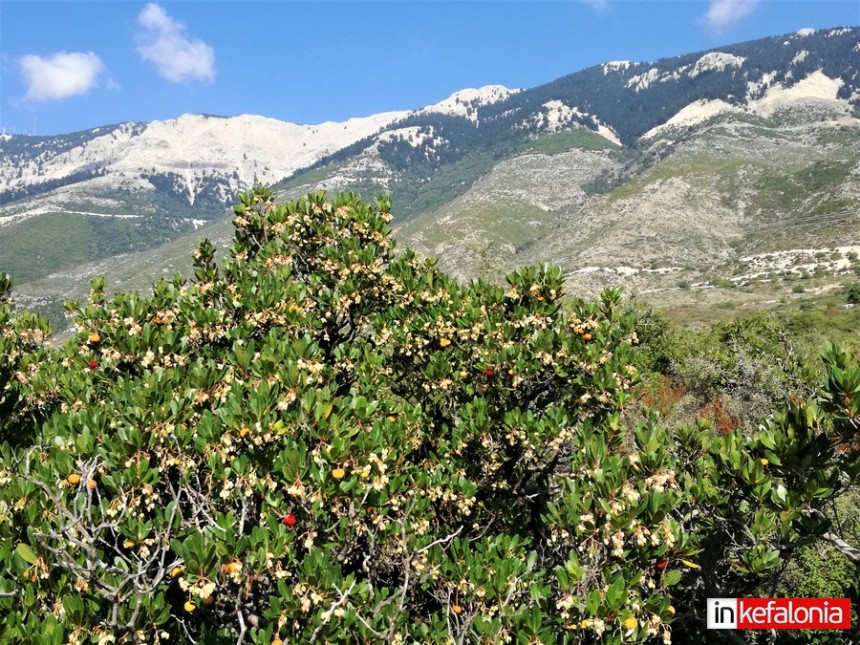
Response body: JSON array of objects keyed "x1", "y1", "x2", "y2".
[
  {"x1": 0, "y1": 213, "x2": 166, "y2": 284},
  {"x1": 521, "y1": 129, "x2": 620, "y2": 155},
  {"x1": 2, "y1": 189, "x2": 860, "y2": 643}
]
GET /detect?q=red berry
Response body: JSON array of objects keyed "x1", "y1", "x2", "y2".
[
  {"x1": 282, "y1": 514, "x2": 297, "y2": 527},
  {"x1": 656, "y1": 558, "x2": 668, "y2": 569},
  {"x1": 88, "y1": 360, "x2": 98, "y2": 369},
  {"x1": 484, "y1": 369, "x2": 494, "y2": 377}
]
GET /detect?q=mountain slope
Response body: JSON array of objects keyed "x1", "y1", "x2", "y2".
[{"x1": 2, "y1": 27, "x2": 859, "y2": 328}]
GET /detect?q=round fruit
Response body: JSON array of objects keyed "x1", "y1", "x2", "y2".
[
  {"x1": 184, "y1": 601, "x2": 196, "y2": 613},
  {"x1": 439, "y1": 338, "x2": 451, "y2": 348},
  {"x1": 667, "y1": 606, "x2": 676, "y2": 615},
  {"x1": 87, "y1": 360, "x2": 98, "y2": 369},
  {"x1": 386, "y1": 415, "x2": 396, "y2": 422},
  {"x1": 282, "y1": 513, "x2": 297, "y2": 527},
  {"x1": 67, "y1": 473, "x2": 81, "y2": 485},
  {"x1": 224, "y1": 561, "x2": 242, "y2": 574},
  {"x1": 656, "y1": 558, "x2": 668, "y2": 569},
  {"x1": 459, "y1": 370, "x2": 468, "y2": 378},
  {"x1": 169, "y1": 566, "x2": 184, "y2": 579},
  {"x1": 623, "y1": 616, "x2": 638, "y2": 630},
  {"x1": 87, "y1": 479, "x2": 97, "y2": 490},
  {"x1": 239, "y1": 427, "x2": 251, "y2": 438},
  {"x1": 331, "y1": 468, "x2": 346, "y2": 480},
  {"x1": 507, "y1": 369, "x2": 515, "y2": 376},
  {"x1": 203, "y1": 595, "x2": 215, "y2": 606},
  {"x1": 272, "y1": 640, "x2": 284, "y2": 645},
  {"x1": 484, "y1": 369, "x2": 494, "y2": 377},
  {"x1": 582, "y1": 333, "x2": 593, "y2": 342},
  {"x1": 152, "y1": 315, "x2": 162, "y2": 325},
  {"x1": 88, "y1": 333, "x2": 101, "y2": 344},
  {"x1": 451, "y1": 604, "x2": 463, "y2": 615},
  {"x1": 760, "y1": 458, "x2": 769, "y2": 466}
]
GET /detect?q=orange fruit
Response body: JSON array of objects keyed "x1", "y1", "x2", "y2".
[
  {"x1": 169, "y1": 566, "x2": 184, "y2": 579},
  {"x1": 88, "y1": 333, "x2": 101, "y2": 344},
  {"x1": 582, "y1": 333, "x2": 593, "y2": 342},
  {"x1": 87, "y1": 479, "x2": 97, "y2": 490},
  {"x1": 332, "y1": 468, "x2": 346, "y2": 480},
  {"x1": 67, "y1": 473, "x2": 81, "y2": 485},
  {"x1": 452, "y1": 604, "x2": 463, "y2": 615}
]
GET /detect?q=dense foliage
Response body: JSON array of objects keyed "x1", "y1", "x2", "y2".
[{"x1": 1, "y1": 189, "x2": 859, "y2": 644}]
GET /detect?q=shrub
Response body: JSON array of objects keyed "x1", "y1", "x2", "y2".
[
  {"x1": 843, "y1": 281, "x2": 860, "y2": 305},
  {"x1": 1, "y1": 189, "x2": 859, "y2": 643}
]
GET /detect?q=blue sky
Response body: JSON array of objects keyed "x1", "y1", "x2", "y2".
[{"x1": 1, "y1": 1, "x2": 858, "y2": 135}]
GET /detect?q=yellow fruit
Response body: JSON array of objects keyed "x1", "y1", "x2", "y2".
[
  {"x1": 169, "y1": 566, "x2": 184, "y2": 579},
  {"x1": 272, "y1": 640, "x2": 284, "y2": 645},
  {"x1": 439, "y1": 338, "x2": 451, "y2": 348},
  {"x1": 239, "y1": 427, "x2": 251, "y2": 438},
  {"x1": 760, "y1": 458, "x2": 769, "y2": 466},
  {"x1": 87, "y1": 479, "x2": 97, "y2": 490},
  {"x1": 123, "y1": 539, "x2": 136, "y2": 549},
  {"x1": 224, "y1": 561, "x2": 242, "y2": 574},
  {"x1": 451, "y1": 604, "x2": 463, "y2": 615},
  {"x1": 332, "y1": 468, "x2": 346, "y2": 480},
  {"x1": 667, "y1": 606, "x2": 676, "y2": 615},
  {"x1": 459, "y1": 370, "x2": 468, "y2": 378},
  {"x1": 387, "y1": 415, "x2": 396, "y2": 422},
  {"x1": 184, "y1": 601, "x2": 196, "y2": 613},
  {"x1": 66, "y1": 473, "x2": 81, "y2": 485},
  {"x1": 152, "y1": 315, "x2": 162, "y2": 325},
  {"x1": 623, "y1": 616, "x2": 638, "y2": 630},
  {"x1": 507, "y1": 369, "x2": 515, "y2": 376},
  {"x1": 88, "y1": 333, "x2": 101, "y2": 344}
]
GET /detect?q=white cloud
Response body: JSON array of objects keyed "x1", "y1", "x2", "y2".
[
  {"x1": 19, "y1": 51, "x2": 104, "y2": 102},
  {"x1": 703, "y1": 0, "x2": 760, "y2": 29},
  {"x1": 136, "y1": 3, "x2": 215, "y2": 83}
]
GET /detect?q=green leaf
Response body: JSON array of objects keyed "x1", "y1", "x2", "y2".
[
  {"x1": 15, "y1": 543, "x2": 38, "y2": 564},
  {"x1": 663, "y1": 569, "x2": 682, "y2": 586}
]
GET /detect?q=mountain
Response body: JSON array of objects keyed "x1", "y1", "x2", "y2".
[
  {"x1": 282, "y1": 26, "x2": 860, "y2": 296},
  {"x1": 2, "y1": 27, "x2": 859, "y2": 328}
]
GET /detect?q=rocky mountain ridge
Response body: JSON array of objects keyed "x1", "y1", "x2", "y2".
[{"x1": 1, "y1": 27, "x2": 858, "y2": 327}]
